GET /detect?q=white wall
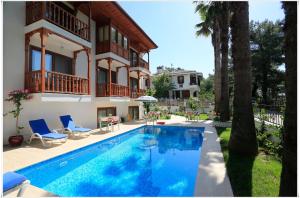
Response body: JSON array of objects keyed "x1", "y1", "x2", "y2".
[{"x1": 3, "y1": 2, "x2": 144, "y2": 145}]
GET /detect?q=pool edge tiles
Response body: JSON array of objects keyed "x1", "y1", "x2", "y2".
[{"x1": 16, "y1": 125, "x2": 205, "y2": 196}]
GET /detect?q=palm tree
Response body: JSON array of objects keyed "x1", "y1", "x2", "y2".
[
  {"x1": 219, "y1": 2, "x2": 230, "y2": 121},
  {"x1": 279, "y1": 2, "x2": 297, "y2": 196},
  {"x1": 195, "y1": 2, "x2": 230, "y2": 119},
  {"x1": 228, "y1": 2, "x2": 258, "y2": 155},
  {"x1": 195, "y1": 2, "x2": 222, "y2": 114}
]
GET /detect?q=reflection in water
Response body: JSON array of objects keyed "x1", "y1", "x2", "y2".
[{"x1": 143, "y1": 126, "x2": 203, "y2": 154}]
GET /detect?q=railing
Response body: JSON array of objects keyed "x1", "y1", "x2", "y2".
[
  {"x1": 139, "y1": 58, "x2": 149, "y2": 70},
  {"x1": 96, "y1": 41, "x2": 129, "y2": 60},
  {"x1": 111, "y1": 83, "x2": 129, "y2": 97},
  {"x1": 25, "y1": 71, "x2": 89, "y2": 95},
  {"x1": 26, "y1": 2, "x2": 90, "y2": 41},
  {"x1": 96, "y1": 83, "x2": 129, "y2": 97},
  {"x1": 253, "y1": 104, "x2": 284, "y2": 126}
]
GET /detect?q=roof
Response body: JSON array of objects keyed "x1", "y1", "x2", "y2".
[{"x1": 76, "y1": 1, "x2": 158, "y2": 52}]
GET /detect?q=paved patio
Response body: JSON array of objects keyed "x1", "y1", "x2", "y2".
[{"x1": 3, "y1": 115, "x2": 232, "y2": 197}]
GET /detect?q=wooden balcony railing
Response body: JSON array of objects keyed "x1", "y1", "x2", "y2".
[
  {"x1": 96, "y1": 41, "x2": 129, "y2": 60},
  {"x1": 139, "y1": 59, "x2": 149, "y2": 70},
  {"x1": 26, "y1": 2, "x2": 90, "y2": 41},
  {"x1": 130, "y1": 89, "x2": 146, "y2": 98},
  {"x1": 96, "y1": 83, "x2": 130, "y2": 97},
  {"x1": 25, "y1": 71, "x2": 89, "y2": 95}
]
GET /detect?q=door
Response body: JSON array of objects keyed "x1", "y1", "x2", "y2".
[{"x1": 129, "y1": 106, "x2": 139, "y2": 121}]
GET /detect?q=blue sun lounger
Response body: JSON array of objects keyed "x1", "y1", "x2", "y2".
[
  {"x1": 28, "y1": 119, "x2": 68, "y2": 146},
  {"x1": 60, "y1": 115, "x2": 91, "y2": 135},
  {"x1": 3, "y1": 172, "x2": 30, "y2": 197}
]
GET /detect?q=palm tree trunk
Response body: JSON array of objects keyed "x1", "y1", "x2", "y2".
[
  {"x1": 213, "y1": 20, "x2": 222, "y2": 114},
  {"x1": 228, "y1": 2, "x2": 258, "y2": 155},
  {"x1": 220, "y1": 2, "x2": 230, "y2": 121},
  {"x1": 279, "y1": 2, "x2": 297, "y2": 196}
]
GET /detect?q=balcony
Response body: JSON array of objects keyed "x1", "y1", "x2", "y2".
[
  {"x1": 25, "y1": 71, "x2": 89, "y2": 95},
  {"x1": 130, "y1": 89, "x2": 146, "y2": 98},
  {"x1": 26, "y1": 2, "x2": 90, "y2": 41},
  {"x1": 96, "y1": 83, "x2": 130, "y2": 97},
  {"x1": 96, "y1": 41, "x2": 129, "y2": 60},
  {"x1": 139, "y1": 58, "x2": 149, "y2": 70},
  {"x1": 96, "y1": 84, "x2": 147, "y2": 98}
]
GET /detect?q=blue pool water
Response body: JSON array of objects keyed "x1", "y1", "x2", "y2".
[{"x1": 17, "y1": 125, "x2": 204, "y2": 196}]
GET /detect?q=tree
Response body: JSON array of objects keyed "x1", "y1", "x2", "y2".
[
  {"x1": 219, "y1": 2, "x2": 230, "y2": 121},
  {"x1": 250, "y1": 20, "x2": 284, "y2": 104},
  {"x1": 228, "y1": 2, "x2": 258, "y2": 155},
  {"x1": 195, "y1": 2, "x2": 230, "y2": 119},
  {"x1": 279, "y1": 2, "x2": 297, "y2": 196},
  {"x1": 195, "y1": 2, "x2": 222, "y2": 114},
  {"x1": 200, "y1": 74, "x2": 214, "y2": 94},
  {"x1": 152, "y1": 73, "x2": 175, "y2": 99}
]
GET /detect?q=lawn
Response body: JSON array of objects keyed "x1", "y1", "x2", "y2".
[
  {"x1": 216, "y1": 127, "x2": 282, "y2": 196},
  {"x1": 198, "y1": 113, "x2": 209, "y2": 120}
]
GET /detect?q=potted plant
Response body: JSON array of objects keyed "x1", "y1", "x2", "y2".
[{"x1": 4, "y1": 89, "x2": 32, "y2": 146}]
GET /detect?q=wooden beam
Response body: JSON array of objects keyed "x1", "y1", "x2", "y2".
[
  {"x1": 85, "y1": 48, "x2": 91, "y2": 95},
  {"x1": 137, "y1": 70, "x2": 140, "y2": 94},
  {"x1": 40, "y1": 28, "x2": 48, "y2": 92},
  {"x1": 108, "y1": 58, "x2": 112, "y2": 96},
  {"x1": 126, "y1": 65, "x2": 130, "y2": 87},
  {"x1": 72, "y1": 51, "x2": 78, "y2": 75},
  {"x1": 24, "y1": 33, "x2": 31, "y2": 89}
]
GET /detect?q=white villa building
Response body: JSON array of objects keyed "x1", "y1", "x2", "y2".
[
  {"x1": 153, "y1": 66, "x2": 203, "y2": 99},
  {"x1": 3, "y1": 2, "x2": 157, "y2": 145}
]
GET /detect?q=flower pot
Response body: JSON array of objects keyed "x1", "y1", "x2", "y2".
[{"x1": 8, "y1": 135, "x2": 24, "y2": 147}]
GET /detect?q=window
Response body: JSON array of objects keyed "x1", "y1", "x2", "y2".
[
  {"x1": 98, "y1": 25, "x2": 109, "y2": 42},
  {"x1": 177, "y1": 76, "x2": 184, "y2": 84},
  {"x1": 104, "y1": 26, "x2": 109, "y2": 41},
  {"x1": 98, "y1": 107, "x2": 116, "y2": 117},
  {"x1": 98, "y1": 27, "x2": 104, "y2": 42},
  {"x1": 30, "y1": 47, "x2": 73, "y2": 75},
  {"x1": 190, "y1": 74, "x2": 197, "y2": 85},
  {"x1": 182, "y1": 90, "x2": 190, "y2": 99},
  {"x1": 123, "y1": 37, "x2": 128, "y2": 49},
  {"x1": 96, "y1": 68, "x2": 116, "y2": 84},
  {"x1": 31, "y1": 49, "x2": 52, "y2": 71},
  {"x1": 117, "y1": 32, "x2": 122, "y2": 45},
  {"x1": 97, "y1": 107, "x2": 117, "y2": 127},
  {"x1": 130, "y1": 49, "x2": 138, "y2": 67},
  {"x1": 130, "y1": 77, "x2": 138, "y2": 90},
  {"x1": 111, "y1": 27, "x2": 117, "y2": 43}
]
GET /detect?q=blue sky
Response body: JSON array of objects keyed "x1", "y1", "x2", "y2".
[{"x1": 119, "y1": 1, "x2": 284, "y2": 78}]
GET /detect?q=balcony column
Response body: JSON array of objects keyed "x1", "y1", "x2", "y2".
[
  {"x1": 40, "y1": 28, "x2": 48, "y2": 93},
  {"x1": 24, "y1": 33, "x2": 32, "y2": 89},
  {"x1": 95, "y1": 59, "x2": 100, "y2": 96},
  {"x1": 147, "y1": 51, "x2": 150, "y2": 65},
  {"x1": 85, "y1": 48, "x2": 91, "y2": 95},
  {"x1": 107, "y1": 58, "x2": 112, "y2": 96},
  {"x1": 137, "y1": 70, "x2": 140, "y2": 95},
  {"x1": 126, "y1": 65, "x2": 130, "y2": 96}
]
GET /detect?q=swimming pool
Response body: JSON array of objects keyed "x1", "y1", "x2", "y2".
[{"x1": 17, "y1": 125, "x2": 204, "y2": 196}]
